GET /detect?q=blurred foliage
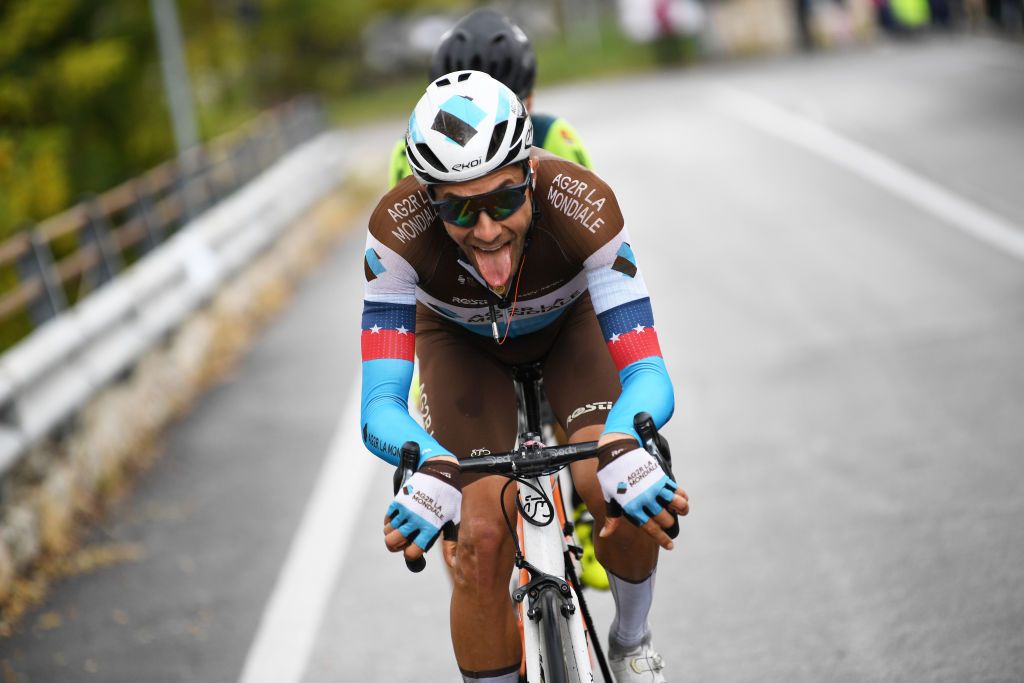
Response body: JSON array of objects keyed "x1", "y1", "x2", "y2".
[
  {"x1": 0, "y1": 0, "x2": 472, "y2": 243},
  {"x1": 0, "y1": 1, "x2": 167, "y2": 241}
]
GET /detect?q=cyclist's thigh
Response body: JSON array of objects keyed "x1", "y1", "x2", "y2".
[{"x1": 541, "y1": 292, "x2": 620, "y2": 440}]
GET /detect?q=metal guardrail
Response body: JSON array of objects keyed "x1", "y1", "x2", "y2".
[
  {"x1": 0, "y1": 97, "x2": 325, "y2": 344},
  {"x1": 0, "y1": 100, "x2": 352, "y2": 479}
]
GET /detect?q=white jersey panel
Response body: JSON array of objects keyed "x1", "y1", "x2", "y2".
[
  {"x1": 363, "y1": 233, "x2": 418, "y2": 306},
  {"x1": 583, "y1": 227, "x2": 651, "y2": 315}
]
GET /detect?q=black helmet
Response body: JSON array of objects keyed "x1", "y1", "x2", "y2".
[{"x1": 429, "y1": 9, "x2": 537, "y2": 101}]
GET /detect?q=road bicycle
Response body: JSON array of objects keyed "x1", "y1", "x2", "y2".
[{"x1": 394, "y1": 363, "x2": 678, "y2": 683}]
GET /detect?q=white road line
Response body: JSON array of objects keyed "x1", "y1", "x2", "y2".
[
  {"x1": 238, "y1": 381, "x2": 377, "y2": 683},
  {"x1": 714, "y1": 86, "x2": 1024, "y2": 264}
]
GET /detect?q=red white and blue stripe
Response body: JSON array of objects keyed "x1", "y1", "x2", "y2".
[
  {"x1": 361, "y1": 301, "x2": 416, "y2": 362},
  {"x1": 598, "y1": 298, "x2": 663, "y2": 371}
]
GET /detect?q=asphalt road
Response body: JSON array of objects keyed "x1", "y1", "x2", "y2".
[{"x1": 2, "y1": 35, "x2": 1023, "y2": 683}]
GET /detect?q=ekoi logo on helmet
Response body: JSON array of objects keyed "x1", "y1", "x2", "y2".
[{"x1": 452, "y1": 158, "x2": 483, "y2": 172}]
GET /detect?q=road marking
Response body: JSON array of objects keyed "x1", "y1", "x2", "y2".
[
  {"x1": 238, "y1": 382, "x2": 377, "y2": 683},
  {"x1": 715, "y1": 86, "x2": 1024, "y2": 264}
]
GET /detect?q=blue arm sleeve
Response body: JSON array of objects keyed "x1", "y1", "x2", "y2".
[
  {"x1": 603, "y1": 358, "x2": 674, "y2": 443},
  {"x1": 360, "y1": 358, "x2": 450, "y2": 466}
]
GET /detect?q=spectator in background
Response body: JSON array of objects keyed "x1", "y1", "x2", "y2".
[{"x1": 617, "y1": 0, "x2": 706, "y2": 64}]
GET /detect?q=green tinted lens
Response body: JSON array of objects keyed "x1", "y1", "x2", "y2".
[
  {"x1": 452, "y1": 200, "x2": 478, "y2": 227},
  {"x1": 489, "y1": 205, "x2": 516, "y2": 220},
  {"x1": 484, "y1": 188, "x2": 527, "y2": 221}
]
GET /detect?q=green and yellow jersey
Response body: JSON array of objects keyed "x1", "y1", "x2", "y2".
[{"x1": 388, "y1": 112, "x2": 593, "y2": 189}]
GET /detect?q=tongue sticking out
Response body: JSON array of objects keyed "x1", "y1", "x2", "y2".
[{"x1": 475, "y1": 243, "x2": 513, "y2": 291}]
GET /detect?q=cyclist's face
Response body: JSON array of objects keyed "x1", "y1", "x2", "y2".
[{"x1": 435, "y1": 160, "x2": 536, "y2": 292}]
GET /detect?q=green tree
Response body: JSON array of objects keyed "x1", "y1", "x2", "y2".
[{"x1": 0, "y1": 0, "x2": 174, "y2": 239}]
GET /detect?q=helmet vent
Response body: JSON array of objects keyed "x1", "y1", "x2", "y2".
[
  {"x1": 497, "y1": 145, "x2": 521, "y2": 169},
  {"x1": 414, "y1": 142, "x2": 448, "y2": 173},
  {"x1": 511, "y1": 114, "x2": 526, "y2": 146},
  {"x1": 434, "y1": 77, "x2": 451, "y2": 88},
  {"x1": 486, "y1": 120, "x2": 509, "y2": 162},
  {"x1": 457, "y1": 72, "x2": 472, "y2": 82}
]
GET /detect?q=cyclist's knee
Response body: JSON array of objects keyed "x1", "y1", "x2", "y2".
[{"x1": 453, "y1": 517, "x2": 513, "y2": 591}]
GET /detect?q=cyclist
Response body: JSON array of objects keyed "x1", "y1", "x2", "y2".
[
  {"x1": 388, "y1": 8, "x2": 609, "y2": 592},
  {"x1": 361, "y1": 72, "x2": 689, "y2": 683}
]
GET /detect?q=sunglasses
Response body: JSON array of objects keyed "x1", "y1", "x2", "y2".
[{"x1": 430, "y1": 168, "x2": 532, "y2": 228}]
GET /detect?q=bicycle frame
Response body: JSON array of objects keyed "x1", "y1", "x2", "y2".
[
  {"x1": 515, "y1": 469, "x2": 593, "y2": 682},
  {"x1": 509, "y1": 364, "x2": 602, "y2": 683}
]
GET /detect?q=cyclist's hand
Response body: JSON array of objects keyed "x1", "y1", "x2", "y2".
[
  {"x1": 383, "y1": 457, "x2": 461, "y2": 564},
  {"x1": 596, "y1": 439, "x2": 689, "y2": 550}
]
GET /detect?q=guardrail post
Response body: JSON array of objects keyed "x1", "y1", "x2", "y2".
[
  {"x1": 173, "y1": 156, "x2": 199, "y2": 224},
  {"x1": 238, "y1": 134, "x2": 258, "y2": 185},
  {"x1": 133, "y1": 181, "x2": 165, "y2": 252},
  {"x1": 15, "y1": 229, "x2": 68, "y2": 326},
  {"x1": 212, "y1": 148, "x2": 237, "y2": 201},
  {"x1": 176, "y1": 148, "x2": 203, "y2": 222},
  {"x1": 197, "y1": 149, "x2": 220, "y2": 208},
  {"x1": 82, "y1": 199, "x2": 125, "y2": 291}
]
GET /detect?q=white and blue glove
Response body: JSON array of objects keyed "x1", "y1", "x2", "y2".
[
  {"x1": 597, "y1": 438, "x2": 678, "y2": 528},
  {"x1": 386, "y1": 459, "x2": 461, "y2": 553}
]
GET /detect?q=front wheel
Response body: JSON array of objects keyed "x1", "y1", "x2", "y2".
[{"x1": 537, "y1": 587, "x2": 578, "y2": 683}]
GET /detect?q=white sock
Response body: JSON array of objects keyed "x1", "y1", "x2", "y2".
[
  {"x1": 608, "y1": 569, "x2": 656, "y2": 651},
  {"x1": 460, "y1": 663, "x2": 520, "y2": 682}
]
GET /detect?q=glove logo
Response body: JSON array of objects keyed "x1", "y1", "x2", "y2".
[
  {"x1": 628, "y1": 461, "x2": 659, "y2": 487},
  {"x1": 411, "y1": 490, "x2": 444, "y2": 521}
]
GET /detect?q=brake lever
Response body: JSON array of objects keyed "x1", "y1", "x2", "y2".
[
  {"x1": 393, "y1": 441, "x2": 427, "y2": 573},
  {"x1": 633, "y1": 413, "x2": 680, "y2": 540}
]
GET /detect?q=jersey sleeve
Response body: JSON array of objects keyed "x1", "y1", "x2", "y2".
[
  {"x1": 583, "y1": 228, "x2": 674, "y2": 442},
  {"x1": 539, "y1": 117, "x2": 594, "y2": 170},
  {"x1": 387, "y1": 137, "x2": 414, "y2": 189},
  {"x1": 360, "y1": 230, "x2": 449, "y2": 466}
]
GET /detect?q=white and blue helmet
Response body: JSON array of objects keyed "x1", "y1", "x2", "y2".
[{"x1": 405, "y1": 70, "x2": 533, "y2": 184}]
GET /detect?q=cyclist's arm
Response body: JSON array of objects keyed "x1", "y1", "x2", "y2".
[
  {"x1": 538, "y1": 116, "x2": 594, "y2": 170},
  {"x1": 360, "y1": 236, "x2": 449, "y2": 466},
  {"x1": 387, "y1": 137, "x2": 413, "y2": 189},
  {"x1": 583, "y1": 228, "x2": 674, "y2": 443}
]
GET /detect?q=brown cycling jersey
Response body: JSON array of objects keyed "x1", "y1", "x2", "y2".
[
  {"x1": 364, "y1": 149, "x2": 636, "y2": 338},
  {"x1": 360, "y1": 149, "x2": 671, "y2": 465}
]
